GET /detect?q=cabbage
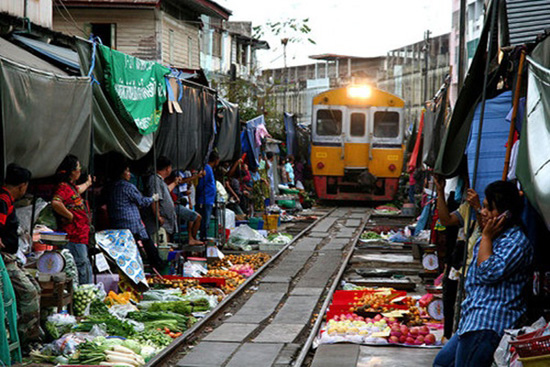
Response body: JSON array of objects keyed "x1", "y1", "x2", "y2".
[{"x1": 122, "y1": 340, "x2": 142, "y2": 354}]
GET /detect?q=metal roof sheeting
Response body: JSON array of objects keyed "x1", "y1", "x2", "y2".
[{"x1": 506, "y1": 0, "x2": 550, "y2": 46}]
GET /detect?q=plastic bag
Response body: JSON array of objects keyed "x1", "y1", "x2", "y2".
[
  {"x1": 267, "y1": 233, "x2": 292, "y2": 244},
  {"x1": 183, "y1": 261, "x2": 207, "y2": 277},
  {"x1": 225, "y1": 208, "x2": 236, "y2": 230},
  {"x1": 52, "y1": 332, "x2": 98, "y2": 355},
  {"x1": 73, "y1": 283, "x2": 106, "y2": 316},
  {"x1": 108, "y1": 303, "x2": 139, "y2": 319},
  {"x1": 181, "y1": 288, "x2": 219, "y2": 309},
  {"x1": 141, "y1": 289, "x2": 184, "y2": 302},
  {"x1": 228, "y1": 225, "x2": 267, "y2": 251}
]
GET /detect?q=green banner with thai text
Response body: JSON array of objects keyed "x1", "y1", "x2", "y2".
[{"x1": 98, "y1": 45, "x2": 170, "y2": 135}]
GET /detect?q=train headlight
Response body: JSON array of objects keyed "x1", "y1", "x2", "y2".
[
  {"x1": 347, "y1": 85, "x2": 371, "y2": 99},
  {"x1": 388, "y1": 164, "x2": 396, "y2": 172},
  {"x1": 317, "y1": 162, "x2": 325, "y2": 169}
]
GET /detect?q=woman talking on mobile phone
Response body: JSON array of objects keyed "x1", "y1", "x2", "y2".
[{"x1": 434, "y1": 180, "x2": 533, "y2": 367}]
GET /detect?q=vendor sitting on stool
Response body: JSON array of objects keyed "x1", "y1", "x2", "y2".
[
  {"x1": 433, "y1": 180, "x2": 533, "y2": 367},
  {"x1": 0, "y1": 163, "x2": 43, "y2": 347}
]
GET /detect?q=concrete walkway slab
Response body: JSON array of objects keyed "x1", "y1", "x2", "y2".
[
  {"x1": 253, "y1": 323, "x2": 304, "y2": 343},
  {"x1": 309, "y1": 232, "x2": 329, "y2": 238},
  {"x1": 261, "y1": 275, "x2": 292, "y2": 283},
  {"x1": 226, "y1": 292, "x2": 285, "y2": 324},
  {"x1": 290, "y1": 287, "x2": 324, "y2": 296},
  {"x1": 176, "y1": 342, "x2": 240, "y2": 367},
  {"x1": 203, "y1": 323, "x2": 258, "y2": 342},
  {"x1": 274, "y1": 344, "x2": 301, "y2": 366},
  {"x1": 310, "y1": 344, "x2": 360, "y2": 367},
  {"x1": 357, "y1": 345, "x2": 439, "y2": 366},
  {"x1": 345, "y1": 219, "x2": 361, "y2": 227},
  {"x1": 311, "y1": 217, "x2": 337, "y2": 232},
  {"x1": 225, "y1": 343, "x2": 284, "y2": 367},
  {"x1": 293, "y1": 238, "x2": 320, "y2": 252},
  {"x1": 272, "y1": 295, "x2": 319, "y2": 324},
  {"x1": 257, "y1": 282, "x2": 289, "y2": 293}
]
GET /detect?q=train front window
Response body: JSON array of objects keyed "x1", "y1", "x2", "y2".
[
  {"x1": 316, "y1": 109, "x2": 342, "y2": 136},
  {"x1": 350, "y1": 113, "x2": 366, "y2": 136},
  {"x1": 373, "y1": 111, "x2": 400, "y2": 138}
]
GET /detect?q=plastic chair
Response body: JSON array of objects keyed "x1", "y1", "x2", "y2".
[{"x1": 0, "y1": 255, "x2": 22, "y2": 365}]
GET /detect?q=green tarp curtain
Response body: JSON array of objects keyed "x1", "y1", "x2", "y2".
[
  {"x1": 74, "y1": 38, "x2": 153, "y2": 160},
  {"x1": 517, "y1": 35, "x2": 550, "y2": 229},
  {"x1": 215, "y1": 98, "x2": 240, "y2": 162},
  {"x1": 98, "y1": 45, "x2": 170, "y2": 135},
  {"x1": 0, "y1": 57, "x2": 92, "y2": 178}
]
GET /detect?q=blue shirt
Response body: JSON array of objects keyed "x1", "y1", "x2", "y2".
[
  {"x1": 196, "y1": 165, "x2": 216, "y2": 205},
  {"x1": 458, "y1": 226, "x2": 533, "y2": 336},
  {"x1": 108, "y1": 179, "x2": 153, "y2": 238}
]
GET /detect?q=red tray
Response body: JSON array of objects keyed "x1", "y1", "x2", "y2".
[
  {"x1": 331, "y1": 290, "x2": 407, "y2": 305},
  {"x1": 326, "y1": 303, "x2": 409, "y2": 321}
]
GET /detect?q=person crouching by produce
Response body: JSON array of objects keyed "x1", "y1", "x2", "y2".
[
  {"x1": 433, "y1": 181, "x2": 533, "y2": 367},
  {"x1": 196, "y1": 151, "x2": 219, "y2": 241},
  {"x1": 52, "y1": 155, "x2": 93, "y2": 284},
  {"x1": 106, "y1": 160, "x2": 164, "y2": 271},
  {"x1": 0, "y1": 163, "x2": 43, "y2": 346}
]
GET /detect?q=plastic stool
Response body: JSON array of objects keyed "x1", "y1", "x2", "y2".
[{"x1": 0, "y1": 255, "x2": 22, "y2": 365}]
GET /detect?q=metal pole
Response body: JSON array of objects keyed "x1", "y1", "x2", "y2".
[
  {"x1": 282, "y1": 38, "x2": 288, "y2": 114},
  {"x1": 455, "y1": 0, "x2": 499, "y2": 328},
  {"x1": 502, "y1": 50, "x2": 526, "y2": 180},
  {"x1": 458, "y1": 0, "x2": 467, "y2": 90}
]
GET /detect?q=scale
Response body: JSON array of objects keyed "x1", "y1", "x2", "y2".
[
  {"x1": 422, "y1": 253, "x2": 439, "y2": 271},
  {"x1": 427, "y1": 298, "x2": 444, "y2": 321},
  {"x1": 37, "y1": 232, "x2": 68, "y2": 274}
]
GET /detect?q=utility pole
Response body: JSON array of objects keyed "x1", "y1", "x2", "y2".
[
  {"x1": 281, "y1": 37, "x2": 289, "y2": 114},
  {"x1": 423, "y1": 30, "x2": 431, "y2": 104},
  {"x1": 458, "y1": 0, "x2": 467, "y2": 90}
]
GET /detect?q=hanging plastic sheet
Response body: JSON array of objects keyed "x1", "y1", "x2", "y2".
[
  {"x1": 284, "y1": 113, "x2": 298, "y2": 156},
  {"x1": 74, "y1": 38, "x2": 153, "y2": 160},
  {"x1": 466, "y1": 90, "x2": 512, "y2": 201},
  {"x1": 154, "y1": 82, "x2": 216, "y2": 170},
  {"x1": 0, "y1": 57, "x2": 92, "y2": 178},
  {"x1": 95, "y1": 230, "x2": 147, "y2": 286},
  {"x1": 434, "y1": 0, "x2": 501, "y2": 177},
  {"x1": 408, "y1": 110, "x2": 425, "y2": 171},
  {"x1": 243, "y1": 115, "x2": 268, "y2": 169},
  {"x1": 216, "y1": 99, "x2": 240, "y2": 162},
  {"x1": 517, "y1": 35, "x2": 550, "y2": 229},
  {"x1": 423, "y1": 87, "x2": 448, "y2": 168}
]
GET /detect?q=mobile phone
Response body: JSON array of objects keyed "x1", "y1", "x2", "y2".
[{"x1": 496, "y1": 210, "x2": 512, "y2": 221}]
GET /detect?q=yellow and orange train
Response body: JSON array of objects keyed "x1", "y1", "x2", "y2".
[{"x1": 310, "y1": 85, "x2": 405, "y2": 201}]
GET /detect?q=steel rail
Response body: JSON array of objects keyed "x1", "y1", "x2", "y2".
[
  {"x1": 146, "y1": 208, "x2": 335, "y2": 367},
  {"x1": 294, "y1": 210, "x2": 371, "y2": 367}
]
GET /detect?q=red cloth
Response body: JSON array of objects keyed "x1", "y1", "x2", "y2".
[
  {"x1": 53, "y1": 182, "x2": 90, "y2": 244},
  {"x1": 408, "y1": 110, "x2": 425, "y2": 172}
]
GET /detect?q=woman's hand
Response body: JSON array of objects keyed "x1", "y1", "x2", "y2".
[
  {"x1": 482, "y1": 215, "x2": 506, "y2": 241},
  {"x1": 466, "y1": 189, "x2": 481, "y2": 212}
]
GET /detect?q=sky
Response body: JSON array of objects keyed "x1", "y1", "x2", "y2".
[{"x1": 218, "y1": 0, "x2": 452, "y2": 69}]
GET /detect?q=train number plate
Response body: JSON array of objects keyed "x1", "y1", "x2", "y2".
[
  {"x1": 316, "y1": 152, "x2": 328, "y2": 158},
  {"x1": 387, "y1": 155, "x2": 399, "y2": 161}
]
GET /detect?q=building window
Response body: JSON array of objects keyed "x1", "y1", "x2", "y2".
[
  {"x1": 169, "y1": 29, "x2": 174, "y2": 65},
  {"x1": 212, "y1": 30, "x2": 222, "y2": 58},
  {"x1": 90, "y1": 23, "x2": 116, "y2": 48}
]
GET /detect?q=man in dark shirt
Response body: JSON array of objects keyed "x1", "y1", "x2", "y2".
[{"x1": 0, "y1": 163, "x2": 42, "y2": 347}]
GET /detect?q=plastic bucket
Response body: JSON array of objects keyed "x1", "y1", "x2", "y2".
[{"x1": 263, "y1": 214, "x2": 279, "y2": 230}]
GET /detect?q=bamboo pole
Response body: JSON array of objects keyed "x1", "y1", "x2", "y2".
[{"x1": 502, "y1": 50, "x2": 526, "y2": 180}]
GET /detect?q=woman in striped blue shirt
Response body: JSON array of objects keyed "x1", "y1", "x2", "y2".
[{"x1": 434, "y1": 180, "x2": 534, "y2": 367}]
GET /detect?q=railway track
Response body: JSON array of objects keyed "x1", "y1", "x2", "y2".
[{"x1": 143, "y1": 207, "x2": 372, "y2": 367}]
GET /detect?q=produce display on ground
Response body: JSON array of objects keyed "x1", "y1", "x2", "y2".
[
  {"x1": 318, "y1": 287, "x2": 444, "y2": 348},
  {"x1": 30, "y1": 251, "x2": 273, "y2": 366}
]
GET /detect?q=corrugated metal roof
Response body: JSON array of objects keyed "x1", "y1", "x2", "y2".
[{"x1": 506, "y1": 0, "x2": 550, "y2": 46}]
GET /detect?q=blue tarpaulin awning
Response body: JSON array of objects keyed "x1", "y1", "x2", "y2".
[{"x1": 12, "y1": 34, "x2": 80, "y2": 70}]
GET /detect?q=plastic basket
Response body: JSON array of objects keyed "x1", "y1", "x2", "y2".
[
  {"x1": 519, "y1": 354, "x2": 550, "y2": 367},
  {"x1": 510, "y1": 329, "x2": 550, "y2": 358}
]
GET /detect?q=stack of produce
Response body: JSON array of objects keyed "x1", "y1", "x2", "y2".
[
  {"x1": 73, "y1": 284, "x2": 102, "y2": 316},
  {"x1": 206, "y1": 269, "x2": 245, "y2": 293},
  {"x1": 146, "y1": 277, "x2": 207, "y2": 294},
  {"x1": 210, "y1": 253, "x2": 271, "y2": 271}
]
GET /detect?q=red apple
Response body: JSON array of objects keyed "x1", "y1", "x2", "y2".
[
  {"x1": 405, "y1": 336, "x2": 415, "y2": 345},
  {"x1": 415, "y1": 335, "x2": 425, "y2": 345},
  {"x1": 390, "y1": 331, "x2": 402, "y2": 338},
  {"x1": 419, "y1": 326, "x2": 430, "y2": 336},
  {"x1": 399, "y1": 335, "x2": 407, "y2": 344},
  {"x1": 400, "y1": 325, "x2": 409, "y2": 335},
  {"x1": 374, "y1": 314, "x2": 382, "y2": 321},
  {"x1": 410, "y1": 327, "x2": 419, "y2": 336},
  {"x1": 424, "y1": 334, "x2": 436, "y2": 345},
  {"x1": 389, "y1": 336, "x2": 399, "y2": 344}
]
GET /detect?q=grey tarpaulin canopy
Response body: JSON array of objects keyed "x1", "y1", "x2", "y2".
[
  {"x1": 155, "y1": 80, "x2": 217, "y2": 170},
  {"x1": 74, "y1": 37, "x2": 153, "y2": 160},
  {"x1": 517, "y1": 35, "x2": 550, "y2": 229},
  {"x1": 0, "y1": 56, "x2": 92, "y2": 178},
  {"x1": 216, "y1": 98, "x2": 240, "y2": 162}
]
